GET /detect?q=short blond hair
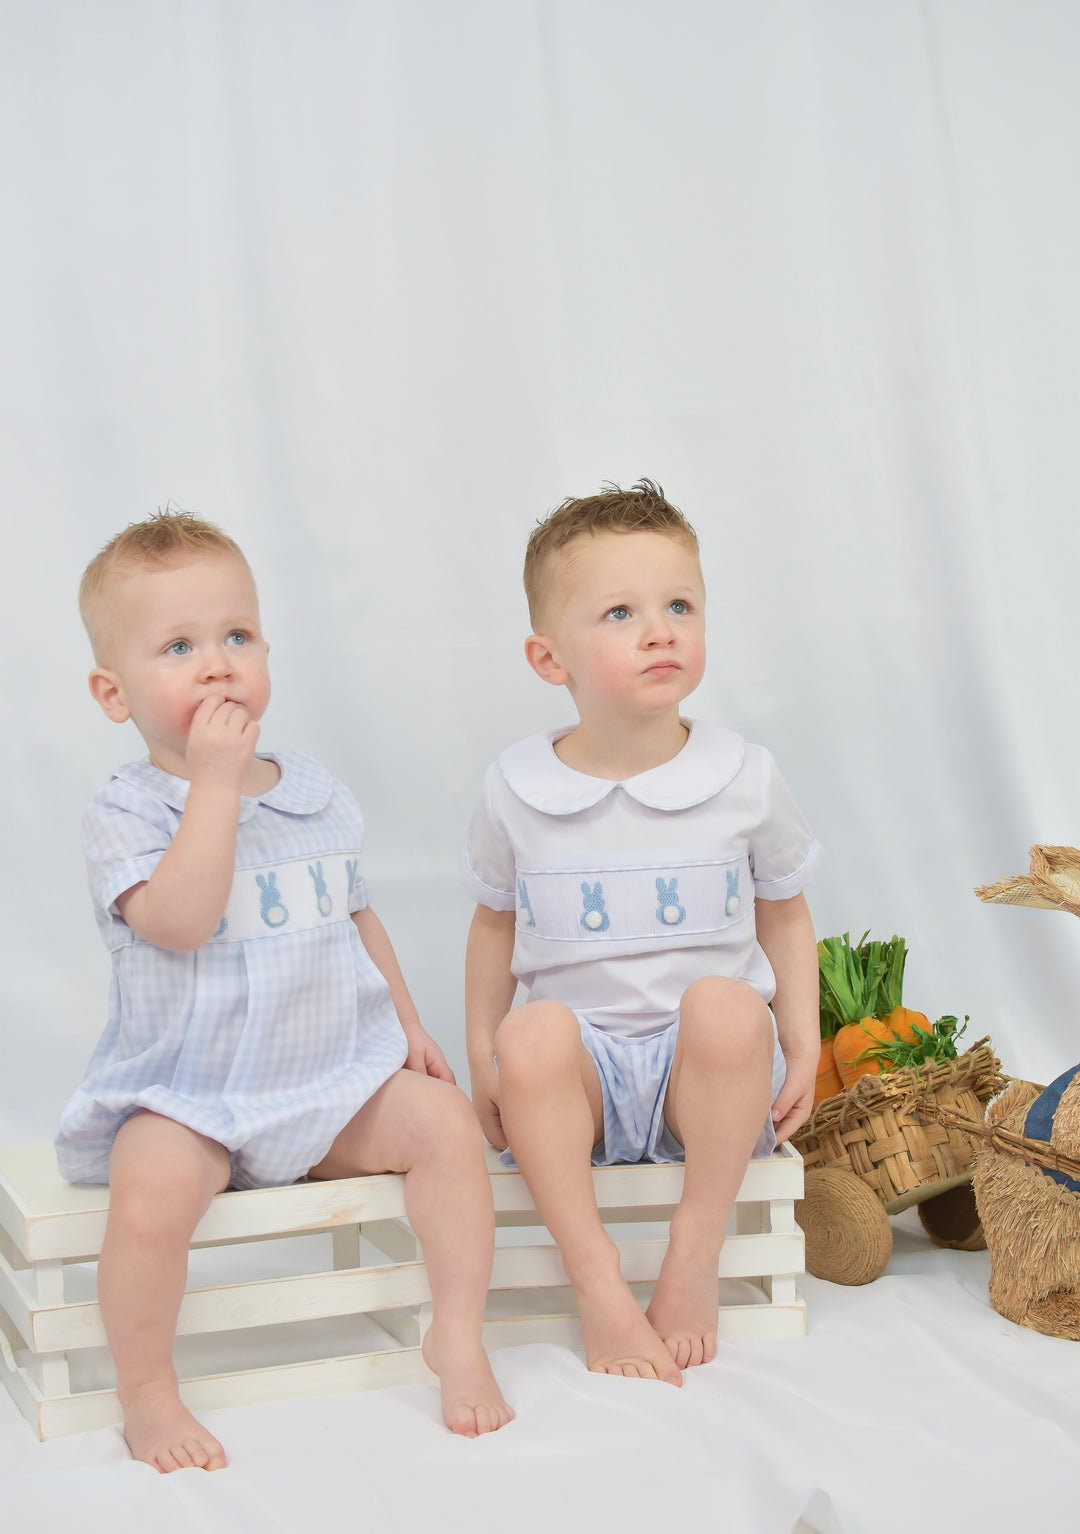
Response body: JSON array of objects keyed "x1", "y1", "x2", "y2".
[
  {"x1": 80, "y1": 510, "x2": 248, "y2": 659},
  {"x1": 523, "y1": 479, "x2": 698, "y2": 628}
]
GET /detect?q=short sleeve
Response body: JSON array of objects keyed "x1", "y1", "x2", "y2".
[
  {"x1": 460, "y1": 763, "x2": 517, "y2": 911},
  {"x1": 748, "y1": 749, "x2": 822, "y2": 901},
  {"x1": 83, "y1": 780, "x2": 175, "y2": 917}
]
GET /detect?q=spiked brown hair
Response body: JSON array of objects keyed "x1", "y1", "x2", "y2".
[{"x1": 523, "y1": 479, "x2": 698, "y2": 628}]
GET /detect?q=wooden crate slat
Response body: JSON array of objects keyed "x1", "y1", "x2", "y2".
[{"x1": 0, "y1": 1139, "x2": 805, "y2": 1440}]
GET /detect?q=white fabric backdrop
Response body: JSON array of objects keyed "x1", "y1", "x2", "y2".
[{"x1": 2, "y1": 4, "x2": 1080, "y2": 1529}]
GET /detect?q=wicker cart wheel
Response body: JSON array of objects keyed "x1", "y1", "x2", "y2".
[
  {"x1": 796, "y1": 1168, "x2": 893, "y2": 1285},
  {"x1": 916, "y1": 1182, "x2": 986, "y2": 1250}
]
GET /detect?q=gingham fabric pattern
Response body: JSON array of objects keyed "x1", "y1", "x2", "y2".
[
  {"x1": 499, "y1": 1008, "x2": 787, "y2": 1170},
  {"x1": 56, "y1": 752, "x2": 407, "y2": 1189}
]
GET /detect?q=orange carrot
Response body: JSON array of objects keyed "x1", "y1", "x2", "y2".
[{"x1": 833, "y1": 1011, "x2": 925, "y2": 1089}]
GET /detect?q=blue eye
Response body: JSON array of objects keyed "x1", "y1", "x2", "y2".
[
  {"x1": 167, "y1": 641, "x2": 191, "y2": 656},
  {"x1": 605, "y1": 606, "x2": 630, "y2": 621},
  {"x1": 224, "y1": 631, "x2": 248, "y2": 647},
  {"x1": 669, "y1": 600, "x2": 689, "y2": 615}
]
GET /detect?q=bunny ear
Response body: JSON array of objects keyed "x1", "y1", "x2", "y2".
[
  {"x1": 581, "y1": 881, "x2": 589, "y2": 895},
  {"x1": 256, "y1": 873, "x2": 266, "y2": 890}
]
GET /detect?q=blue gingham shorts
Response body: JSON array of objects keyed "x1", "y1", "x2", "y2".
[{"x1": 500, "y1": 1009, "x2": 787, "y2": 1168}]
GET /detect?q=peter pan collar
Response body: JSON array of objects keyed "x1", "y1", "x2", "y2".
[
  {"x1": 113, "y1": 751, "x2": 334, "y2": 822},
  {"x1": 497, "y1": 719, "x2": 746, "y2": 814}
]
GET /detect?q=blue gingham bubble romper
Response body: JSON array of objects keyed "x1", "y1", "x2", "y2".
[{"x1": 55, "y1": 752, "x2": 408, "y2": 1190}]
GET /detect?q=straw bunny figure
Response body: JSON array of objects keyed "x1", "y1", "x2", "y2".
[{"x1": 974, "y1": 846, "x2": 1080, "y2": 1337}]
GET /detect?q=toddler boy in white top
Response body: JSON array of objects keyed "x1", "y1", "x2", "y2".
[{"x1": 463, "y1": 481, "x2": 821, "y2": 1383}]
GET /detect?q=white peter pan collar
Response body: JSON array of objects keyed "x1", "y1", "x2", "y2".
[
  {"x1": 113, "y1": 752, "x2": 334, "y2": 822},
  {"x1": 497, "y1": 719, "x2": 746, "y2": 815}
]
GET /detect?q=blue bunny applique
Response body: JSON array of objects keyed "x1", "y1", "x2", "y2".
[
  {"x1": 725, "y1": 867, "x2": 741, "y2": 917},
  {"x1": 256, "y1": 871, "x2": 289, "y2": 929},
  {"x1": 517, "y1": 877, "x2": 536, "y2": 927},
  {"x1": 580, "y1": 881, "x2": 610, "y2": 933},
  {"x1": 656, "y1": 876, "x2": 686, "y2": 927},
  {"x1": 345, "y1": 858, "x2": 358, "y2": 902},
  {"x1": 308, "y1": 861, "x2": 332, "y2": 917}
]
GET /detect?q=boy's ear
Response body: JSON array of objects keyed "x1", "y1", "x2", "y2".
[
  {"x1": 524, "y1": 633, "x2": 569, "y2": 687},
  {"x1": 88, "y1": 667, "x2": 132, "y2": 724}
]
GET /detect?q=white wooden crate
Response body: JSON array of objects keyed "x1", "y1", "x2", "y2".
[{"x1": 0, "y1": 1140, "x2": 805, "y2": 1440}]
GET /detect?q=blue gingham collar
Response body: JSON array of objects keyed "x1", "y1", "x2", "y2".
[
  {"x1": 113, "y1": 751, "x2": 334, "y2": 822},
  {"x1": 497, "y1": 719, "x2": 746, "y2": 814}
]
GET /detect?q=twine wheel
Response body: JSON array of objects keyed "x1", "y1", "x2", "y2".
[
  {"x1": 796, "y1": 1168, "x2": 893, "y2": 1285},
  {"x1": 917, "y1": 1182, "x2": 986, "y2": 1250}
]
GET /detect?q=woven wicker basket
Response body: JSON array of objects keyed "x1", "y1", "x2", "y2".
[{"x1": 791, "y1": 1041, "x2": 1006, "y2": 1284}]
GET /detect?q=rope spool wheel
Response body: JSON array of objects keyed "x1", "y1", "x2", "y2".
[
  {"x1": 915, "y1": 1181, "x2": 986, "y2": 1250},
  {"x1": 796, "y1": 1167, "x2": 893, "y2": 1285}
]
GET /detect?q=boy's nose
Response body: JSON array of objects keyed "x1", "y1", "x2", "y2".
[
  {"x1": 642, "y1": 616, "x2": 676, "y2": 646},
  {"x1": 199, "y1": 648, "x2": 233, "y2": 680}
]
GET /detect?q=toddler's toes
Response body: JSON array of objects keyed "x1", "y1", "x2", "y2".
[
  {"x1": 665, "y1": 1336, "x2": 691, "y2": 1370},
  {"x1": 447, "y1": 1403, "x2": 479, "y2": 1438}
]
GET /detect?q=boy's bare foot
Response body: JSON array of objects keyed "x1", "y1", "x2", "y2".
[
  {"x1": 575, "y1": 1268, "x2": 683, "y2": 1384},
  {"x1": 120, "y1": 1379, "x2": 227, "y2": 1472},
  {"x1": 645, "y1": 1244, "x2": 719, "y2": 1369},
  {"x1": 421, "y1": 1323, "x2": 515, "y2": 1437}
]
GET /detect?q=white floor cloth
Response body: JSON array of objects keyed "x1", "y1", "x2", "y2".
[{"x1": 1, "y1": 1210, "x2": 1074, "y2": 1534}]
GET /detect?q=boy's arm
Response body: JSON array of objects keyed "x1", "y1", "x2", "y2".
[
  {"x1": 465, "y1": 904, "x2": 518, "y2": 1150},
  {"x1": 116, "y1": 698, "x2": 258, "y2": 950},
  {"x1": 755, "y1": 891, "x2": 818, "y2": 1143},
  {"x1": 352, "y1": 905, "x2": 454, "y2": 1082}
]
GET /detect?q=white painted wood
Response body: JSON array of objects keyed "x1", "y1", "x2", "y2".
[
  {"x1": 26, "y1": 1349, "x2": 70, "y2": 1396},
  {"x1": 34, "y1": 1259, "x2": 65, "y2": 1306},
  {"x1": 761, "y1": 1274, "x2": 800, "y2": 1306},
  {"x1": 36, "y1": 1345, "x2": 438, "y2": 1440},
  {"x1": 0, "y1": 1139, "x2": 805, "y2": 1440},
  {"x1": 0, "y1": 1226, "x2": 28, "y2": 1271},
  {"x1": 25, "y1": 1230, "x2": 803, "y2": 1352},
  {"x1": 331, "y1": 1226, "x2": 361, "y2": 1270},
  {"x1": 0, "y1": 1250, "x2": 34, "y2": 1348},
  {"x1": 362, "y1": 1218, "x2": 419, "y2": 1263},
  {"x1": 736, "y1": 1201, "x2": 766, "y2": 1235},
  {"x1": 368, "y1": 1307, "x2": 421, "y2": 1347},
  {"x1": 716, "y1": 1298, "x2": 805, "y2": 1341},
  {"x1": 769, "y1": 1199, "x2": 798, "y2": 1236},
  {"x1": 0, "y1": 1325, "x2": 43, "y2": 1438}
]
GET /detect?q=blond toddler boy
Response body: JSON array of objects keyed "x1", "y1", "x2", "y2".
[
  {"x1": 57, "y1": 513, "x2": 513, "y2": 1471},
  {"x1": 462, "y1": 482, "x2": 820, "y2": 1382}
]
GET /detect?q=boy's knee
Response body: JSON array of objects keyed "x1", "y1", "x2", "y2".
[
  {"x1": 681, "y1": 975, "x2": 763, "y2": 1018},
  {"x1": 406, "y1": 1077, "x2": 485, "y2": 1159},
  {"x1": 108, "y1": 1167, "x2": 207, "y2": 1239},
  {"x1": 679, "y1": 979, "x2": 773, "y2": 1068},
  {"x1": 494, "y1": 1001, "x2": 580, "y2": 1082}
]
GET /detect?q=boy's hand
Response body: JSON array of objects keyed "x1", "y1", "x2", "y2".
[
  {"x1": 186, "y1": 695, "x2": 259, "y2": 787},
  {"x1": 770, "y1": 1052, "x2": 817, "y2": 1144},
  {"x1": 470, "y1": 1062, "x2": 507, "y2": 1151},
  {"x1": 404, "y1": 1028, "x2": 456, "y2": 1084}
]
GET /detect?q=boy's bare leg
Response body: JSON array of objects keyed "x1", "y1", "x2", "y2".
[
  {"x1": 647, "y1": 977, "x2": 774, "y2": 1368},
  {"x1": 309, "y1": 1070, "x2": 513, "y2": 1437},
  {"x1": 496, "y1": 1001, "x2": 682, "y2": 1385},
  {"x1": 98, "y1": 1111, "x2": 232, "y2": 1472}
]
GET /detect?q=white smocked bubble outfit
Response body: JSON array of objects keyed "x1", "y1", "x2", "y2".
[
  {"x1": 461, "y1": 720, "x2": 822, "y2": 1166},
  {"x1": 56, "y1": 752, "x2": 408, "y2": 1190}
]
